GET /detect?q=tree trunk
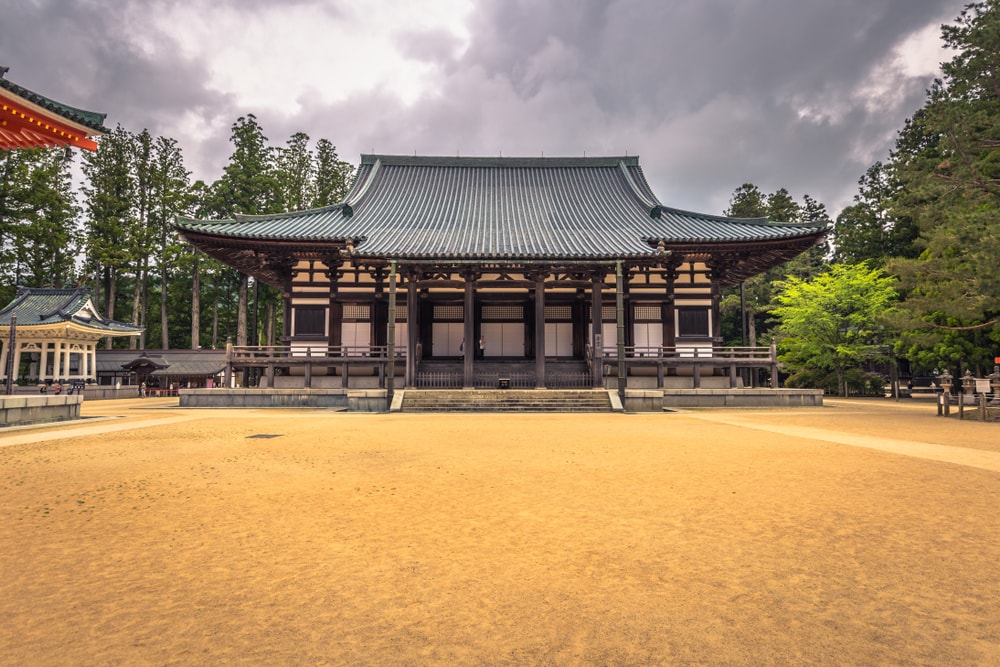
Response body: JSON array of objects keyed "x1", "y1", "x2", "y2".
[
  {"x1": 141, "y1": 255, "x2": 149, "y2": 350},
  {"x1": 237, "y1": 275, "x2": 248, "y2": 346},
  {"x1": 161, "y1": 260, "x2": 169, "y2": 349},
  {"x1": 104, "y1": 268, "x2": 117, "y2": 350},
  {"x1": 190, "y1": 253, "x2": 200, "y2": 349},
  {"x1": 130, "y1": 267, "x2": 142, "y2": 350},
  {"x1": 265, "y1": 301, "x2": 275, "y2": 346},
  {"x1": 211, "y1": 302, "x2": 219, "y2": 350}
]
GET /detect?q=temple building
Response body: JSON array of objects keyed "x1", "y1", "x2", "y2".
[
  {"x1": 177, "y1": 154, "x2": 827, "y2": 392},
  {"x1": 0, "y1": 66, "x2": 108, "y2": 151},
  {"x1": 0, "y1": 288, "x2": 142, "y2": 387}
]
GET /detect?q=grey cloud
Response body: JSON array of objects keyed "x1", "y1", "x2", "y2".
[{"x1": 0, "y1": 0, "x2": 963, "y2": 217}]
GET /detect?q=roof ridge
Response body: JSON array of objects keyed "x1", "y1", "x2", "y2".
[{"x1": 361, "y1": 154, "x2": 640, "y2": 168}]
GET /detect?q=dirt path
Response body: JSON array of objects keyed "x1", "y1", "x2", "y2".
[{"x1": 1, "y1": 399, "x2": 998, "y2": 665}]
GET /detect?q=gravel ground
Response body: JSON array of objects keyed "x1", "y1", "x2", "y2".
[{"x1": 1, "y1": 397, "x2": 998, "y2": 665}]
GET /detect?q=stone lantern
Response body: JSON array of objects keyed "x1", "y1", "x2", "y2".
[
  {"x1": 962, "y1": 369, "x2": 976, "y2": 404},
  {"x1": 938, "y1": 369, "x2": 953, "y2": 395}
]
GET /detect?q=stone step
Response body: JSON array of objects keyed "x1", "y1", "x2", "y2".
[{"x1": 399, "y1": 389, "x2": 613, "y2": 413}]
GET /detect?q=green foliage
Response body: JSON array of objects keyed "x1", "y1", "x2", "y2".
[
  {"x1": 0, "y1": 147, "x2": 79, "y2": 305},
  {"x1": 313, "y1": 138, "x2": 355, "y2": 207},
  {"x1": 833, "y1": 161, "x2": 920, "y2": 265},
  {"x1": 887, "y1": 2, "x2": 1000, "y2": 350},
  {"x1": 719, "y1": 183, "x2": 832, "y2": 346},
  {"x1": 772, "y1": 264, "x2": 898, "y2": 396}
]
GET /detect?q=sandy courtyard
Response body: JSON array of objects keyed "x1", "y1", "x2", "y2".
[{"x1": 2, "y1": 398, "x2": 999, "y2": 665}]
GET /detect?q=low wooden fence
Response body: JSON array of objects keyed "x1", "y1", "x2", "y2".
[{"x1": 227, "y1": 343, "x2": 779, "y2": 390}]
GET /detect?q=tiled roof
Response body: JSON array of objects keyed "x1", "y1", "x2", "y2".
[
  {"x1": 177, "y1": 154, "x2": 827, "y2": 260},
  {"x1": 96, "y1": 349, "x2": 226, "y2": 376},
  {"x1": 0, "y1": 287, "x2": 142, "y2": 334},
  {"x1": 0, "y1": 66, "x2": 109, "y2": 133}
]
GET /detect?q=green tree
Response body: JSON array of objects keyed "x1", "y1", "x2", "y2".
[
  {"x1": 889, "y1": 1, "x2": 1000, "y2": 349},
  {"x1": 0, "y1": 147, "x2": 79, "y2": 301},
  {"x1": 720, "y1": 184, "x2": 831, "y2": 351},
  {"x1": 128, "y1": 129, "x2": 154, "y2": 349},
  {"x1": 313, "y1": 138, "x2": 355, "y2": 207},
  {"x1": 147, "y1": 135, "x2": 192, "y2": 349},
  {"x1": 834, "y1": 161, "x2": 919, "y2": 265},
  {"x1": 210, "y1": 115, "x2": 282, "y2": 346},
  {"x1": 81, "y1": 125, "x2": 136, "y2": 342},
  {"x1": 772, "y1": 264, "x2": 899, "y2": 396},
  {"x1": 276, "y1": 131, "x2": 315, "y2": 211}
]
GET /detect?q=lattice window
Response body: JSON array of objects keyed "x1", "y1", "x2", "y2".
[
  {"x1": 343, "y1": 304, "x2": 370, "y2": 321},
  {"x1": 395, "y1": 310, "x2": 407, "y2": 322},
  {"x1": 634, "y1": 305, "x2": 661, "y2": 321},
  {"x1": 294, "y1": 306, "x2": 326, "y2": 335},
  {"x1": 434, "y1": 305, "x2": 464, "y2": 320},
  {"x1": 544, "y1": 306, "x2": 572, "y2": 320},
  {"x1": 677, "y1": 308, "x2": 710, "y2": 337},
  {"x1": 482, "y1": 305, "x2": 523, "y2": 321},
  {"x1": 603, "y1": 308, "x2": 617, "y2": 322}
]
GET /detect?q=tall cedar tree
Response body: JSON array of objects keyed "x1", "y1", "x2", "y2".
[
  {"x1": 148, "y1": 136, "x2": 192, "y2": 349},
  {"x1": 211, "y1": 115, "x2": 282, "y2": 346},
  {"x1": 0, "y1": 147, "x2": 79, "y2": 304},
  {"x1": 887, "y1": 1, "x2": 1000, "y2": 373},
  {"x1": 81, "y1": 125, "x2": 136, "y2": 347}
]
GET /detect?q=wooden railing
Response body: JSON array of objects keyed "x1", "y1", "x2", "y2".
[
  {"x1": 230, "y1": 344, "x2": 404, "y2": 361},
  {"x1": 225, "y1": 343, "x2": 779, "y2": 390}
]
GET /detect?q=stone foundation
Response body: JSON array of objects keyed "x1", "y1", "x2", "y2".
[
  {"x1": 625, "y1": 388, "x2": 824, "y2": 411},
  {"x1": 0, "y1": 394, "x2": 83, "y2": 427},
  {"x1": 179, "y1": 388, "x2": 388, "y2": 411}
]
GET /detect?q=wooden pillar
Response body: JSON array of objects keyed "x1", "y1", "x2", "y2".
[
  {"x1": 664, "y1": 261, "x2": 678, "y2": 348},
  {"x1": 386, "y1": 261, "x2": 397, "y2": 398},
  {"x1": 407, "y1": 275, "x2": 418, "y2": 387},
  {"x1": 770, "y1": 342, "x2": 780, "y2": 388},
  {"x1": 13, "y1": 342, "x2": 24, "y2": 386},
  {"x1": 591, "y1": 275, "x2": 603, "y2": 388},
  {"x1": 615, "y1": 262, "x2": 626, "y2": 398},
  {"x1": 328, "y1": 302, "x2": 343, "y2": 349},
  {"x1": 0, "y1": 338, "x2": 8, "y2": 384},
  {"x1": 62, "y1": 343, "x2": 71, "y2": 380},
  {"x1": 52, "y1": 342, "x2": 62, "y2": 380},
  {"x1": 463, "y1": 277, "x2": 475, "y2": 388},
  {"x1": 534, "y1": 277, "x2": 546, "y2": 388},
  {"x1": 224, "y1": 340, "x2": 233, "y2": 388}
]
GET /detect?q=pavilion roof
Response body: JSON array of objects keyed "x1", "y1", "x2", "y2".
[
  {"x1": 0, "y1": 287, "x2": 142, "y2": 335},
  {"x1": 96, "y1": 349, "x2": 227, "y2": 377},
  {"x1": 0, "y1": 66, "x2": 108, "y2": 151},
  {"x1": 177, "y1": 154, "x2": 828, "y2": 263}
]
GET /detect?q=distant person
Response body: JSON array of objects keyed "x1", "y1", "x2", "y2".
[{"x1": 139, "y1": 382, "x2": 146, "y2": 399}]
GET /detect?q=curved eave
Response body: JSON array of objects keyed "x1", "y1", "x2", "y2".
[
  {"x1": 1, "y1": 321, "x2": 142, "y2": 337},
  {"x1": 179, "y1": 228, "x2": 351, "y2": 288},
  {"x1": 0, "y1": 66, "x2": 108, "y2": 133},
  {"x1": 175, "y1": 205, "x2": 355, "y2": 244},
  {"x1": 667, "y1": 230, "x2": 828, "y2": 286},
  {"x1": 353, "y1": 250, "x2": 664, "y2": 262}
]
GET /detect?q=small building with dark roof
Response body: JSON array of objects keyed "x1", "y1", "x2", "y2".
[
  {"x1": 95, "y1": 349, "x2": 227, "y2": 389},
  {"x1": 177, "y1": 154, "x2": 827, "y2": 392},
  {"x1": 0, "y1": 287, "x2": 141, "y2": 386}
]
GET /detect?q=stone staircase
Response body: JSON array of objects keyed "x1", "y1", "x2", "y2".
[{"x1": 397, "y1": 389, "x2": 618, "y2": 412}]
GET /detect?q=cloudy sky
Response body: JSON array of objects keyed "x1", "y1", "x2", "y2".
[{"x1": 1, "y1": 0, "x2": 964, "y2": 217}]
